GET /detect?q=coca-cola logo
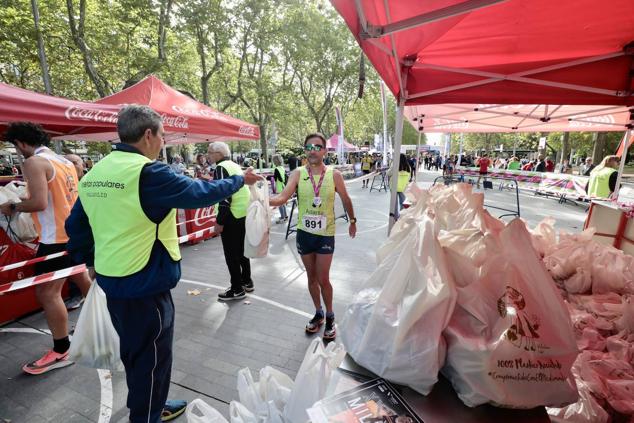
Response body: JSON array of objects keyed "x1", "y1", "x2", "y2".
[
  {"x1": 194, "y1": 206, "x2": 215, "y2": 226},
  {"x1": 238, "y1": 126, "x2": 256, "y2": 136},
  {"x1": 171, "y1": 105, "x2": 228, "y2": 121},
  {"x1": 161, "y1": 114, "x2": 189, "y2": 129},
  {"x1": 568, "y1": 114, "x2": 616, "y2": 128},
  {"x1": 432, "y1": 118, "x2": 470, "y2": 129},
  {"x1": 65, "y1": 106, "x2": 119, "y2": 124}
]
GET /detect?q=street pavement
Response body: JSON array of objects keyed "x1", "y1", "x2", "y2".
[{"x1": 0, "y1": 168, "x2": 587, "y2": 422}]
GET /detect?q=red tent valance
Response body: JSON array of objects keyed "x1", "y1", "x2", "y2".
[
  {"x1": 0, "y1": 82, "x2": 119, "y2": 137},
  {"x1": 83, "y1": 75, "x2": 260, "y2": 144}
]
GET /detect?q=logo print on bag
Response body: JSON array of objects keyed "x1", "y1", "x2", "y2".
[{"x1": 497, "y1": 286, "x2": 549, "y2": 353}]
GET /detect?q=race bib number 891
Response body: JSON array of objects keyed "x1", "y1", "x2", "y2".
[{"x1": 303, "y1": 215, "x2": 326, "y2": 234}]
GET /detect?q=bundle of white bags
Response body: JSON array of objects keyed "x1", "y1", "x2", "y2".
[
  {"x1": 340, "y1": 183, "x2": 580, "y2": 409},
  {"x1": 532, "y1": 220, "x2": 634, "y2": 295},
  {"x1": 186, "y1": 338, "x2": 345, "y2": 423},
  {"x1": 530, "y1": 219, "x2": 634, "y2": 421},
  {"x1": 0, "y1": 181, "x2": 38, "y2": 242},
  {"x1": 244, "y1": 182, "x2": 271, "y2": 258}
]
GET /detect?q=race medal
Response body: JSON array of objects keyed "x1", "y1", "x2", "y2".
[{"x1": 313, "y1": 196, "x2": 322, "y2": 207}]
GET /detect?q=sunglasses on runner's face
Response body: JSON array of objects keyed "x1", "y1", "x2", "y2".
[{"x1": 305, "y1": 144, "x2": 324, "y2": 152}]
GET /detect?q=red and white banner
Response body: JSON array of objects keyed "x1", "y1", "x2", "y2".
[
  {"x1": 0, "y1": 221, "x2": 217, "y2": 294},
  {"x1": 0, "y1": 264, "x2": 87, "y2": 295}
]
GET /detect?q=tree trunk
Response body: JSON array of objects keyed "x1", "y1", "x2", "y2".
[
  {"x1": 592, "y1": 132, "x2": 607, "y2": 163},
  {"x1": 560, "y1": 132, "x2": 570, "y2": 163},
  {"x1": 259, "y1": 127, "x2": 267, "y2": 168},
  {"x1": 157, "y1": 0, "x2": 174, "y2": 63},
  {"x1": 31, "y1": 0, "x2": 52, "y2": 95},
  {"x1": 66, "y1": 0, "x2": 110, "y2": 97},
  {"x1": 539, "y1": 132, "x2": 549, "y2": 157}
]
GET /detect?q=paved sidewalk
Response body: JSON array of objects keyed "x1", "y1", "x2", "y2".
[{"x1": 0, "y1": 170, "x2": 586, "y2": 422}]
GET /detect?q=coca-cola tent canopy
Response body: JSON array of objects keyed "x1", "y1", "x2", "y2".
[
  {"x1": 327, "y1": 133, "x2": 359, "y2": 152},
  {"x1": 62, "y1": 75, "x2": 260, "y2": 145},
  {"x1": 406, "y1": 104, "x2": 633, "y2": 133},
  {"x1": 331, "y1": 0, "x2": 634, "y2": 106},
  {"x1": 0, "y1": 82, "x2": 120, "y2": 137}
]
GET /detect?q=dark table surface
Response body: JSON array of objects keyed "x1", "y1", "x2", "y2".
[{"x1": 339, "y1": 355, "x2": 550, "y2": 423}]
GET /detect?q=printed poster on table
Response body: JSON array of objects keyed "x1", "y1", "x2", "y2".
[{"x1": 307, "y1": 378, "x2": 423, "y2": 423}]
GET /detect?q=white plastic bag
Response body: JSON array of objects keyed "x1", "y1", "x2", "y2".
[
  {"x1": 547, "y1": 379, "x2": 609, "y2": 423},
  {"x1": 283, "y1": 338, "x2": 345, "y2": 423},
  {"x1": 186, "y1": 399, "x2": 229, "y2": 423},
  {"x1": 0, "y1": 183, "x2": 37, "y2": 242},
  {"x1": 68, "y1": 283, "x2": 124, "y2": 371},
  {"x1": 341, "y1": 213, "x2": 456, "y2": 395},
  {"x1": 229, "y1": 401, "x2": 257, "y2": 423},
  {"x1": 244, "y1": 182, "x2": 270, "y2": 258},
  {"x1": 442, "y1": 220, "x2": 579, "y2": 408},
  {"x1": 235, "y1": 366, "x2": 293, "y2": 422}
]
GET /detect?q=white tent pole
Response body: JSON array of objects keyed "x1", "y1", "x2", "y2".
[
  {"x1": 614, "y1": 110, "x2": 634, "y2": 198},
  {"x1": 162, "y1": 144, "x2": 167, "y2": 163},
  {"x1": 415, "y1": 131, "x2": 421, "y2": 181},
  {"x1": 388, "y1": 99, "x2": 405, "y2": 234},
  {"x1": 381, "y1": 82, "x2": 389, "y2": 167}
]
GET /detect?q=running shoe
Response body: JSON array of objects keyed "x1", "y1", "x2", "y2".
[
  {"x1": 22, "y1": 350, "x2": 73, "y2": 375},
  {"x1": 65, "y1": 296, "x2": 85, "y2": 311},
  {"x1": 218, "y1": 288, "x2": 246, "y2": 301},
  {"x1": 161, "y1": 399, "x2": 187, "y2": 421},
  {"x1": 323, "y1": 317, "x2": 336, "y2": 340},
  {"x1": 305, "y1": 313, "x2": 324, "y2": 334},
  {"x1": 242, "y1": 281, "x2": 255, "y2": 292}
]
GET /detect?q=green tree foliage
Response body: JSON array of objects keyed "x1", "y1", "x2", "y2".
[{"x1": 0, "y1": 0, "x2": 621, "y2": 158}]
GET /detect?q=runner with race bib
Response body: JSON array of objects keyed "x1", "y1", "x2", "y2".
[{"x1": 269, "y1": 133, "x2": 356, "y2": 340}]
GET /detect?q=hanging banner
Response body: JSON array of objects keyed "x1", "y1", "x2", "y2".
[{"x1": 335, "y1": 107, "x2": 344, "y2": 164}]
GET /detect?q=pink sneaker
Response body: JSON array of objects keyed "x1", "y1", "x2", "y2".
[{"x1": 22, "y1": 350, "x2": 74, "y2": 375}]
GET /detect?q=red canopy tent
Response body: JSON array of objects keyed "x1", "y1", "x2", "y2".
[
  {"x1": 0, "y1": 82, "x2": 120, "y2": 137},
  {"x1": 327, "y1": 133, "x2": 359, "y2": 152},
  {"x1": 330, "y1": 0, "x2": 634, "y2": 229},
  {"x1": 62, "y1": 75, "x2": 260, "y2": 145}
]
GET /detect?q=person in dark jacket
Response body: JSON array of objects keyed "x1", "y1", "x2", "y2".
[
  {"x1": 66, "y1": 105, "x2": 261, "y2": 423},
  {"x1": 208, "y1": 142, "x2": 255, "y2": 301}
]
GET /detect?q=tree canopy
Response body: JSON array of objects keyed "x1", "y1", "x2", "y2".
[{"x1": 1, "y1": 0, "x2": 622, "y2": 159}]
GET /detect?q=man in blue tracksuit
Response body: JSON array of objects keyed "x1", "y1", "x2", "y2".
[{"x1": 65, "y1": 105, "x2": 261, "y2": 422}]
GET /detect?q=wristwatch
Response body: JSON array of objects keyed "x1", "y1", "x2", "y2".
[{"x1": 349, "y1": 217, "x2": 357, "y2": 224}]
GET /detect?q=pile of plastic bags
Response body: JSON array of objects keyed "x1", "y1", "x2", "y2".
[
  {"x1": 340, "y1": 183, "x2": 580, "y2": 409},
  {"x1": 186, "y1": 338, "x2": 345, "y2": 423},
  {"x1": 529, "y1": 220, "x2": 634, "y2": 422},
  {"x1": 0, "y1": 181, "x2": 38, "y2": 242}
]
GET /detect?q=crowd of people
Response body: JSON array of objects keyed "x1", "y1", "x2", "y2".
[{"x1": 0, "y1": 106, "x2": 361, "y2": 422}]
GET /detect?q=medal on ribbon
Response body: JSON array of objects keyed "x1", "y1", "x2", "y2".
[{"x1": 308, "y1": 166, "x2": 325, "y2": 208}]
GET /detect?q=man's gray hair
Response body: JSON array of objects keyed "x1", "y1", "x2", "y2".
[
  {"x1": 117, "y1": 105, "x2": 162, "y2": 144},
  {"x1": 208, "y1": 142, "x2": 231, "y2": 158},
  {"x1": 272, "y1": 154, "x2": 283, "y2": 166}
]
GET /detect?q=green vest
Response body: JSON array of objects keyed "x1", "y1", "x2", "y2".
[
  {"x1": 274, "y1": 166, "x2": 287, "y2": 193},
  {"x1": 298, "y1": 166, "x2": 336, "y2": 236},
  {"x1": 397, "y1": 171, "x2": 410, "y2": 193},
  {"x1": 588, "y1": 167, "x2": 616, "y2": 198},
  {"x1": 507, "y1": 161, "x2": 521, "y2": 170},
  {"x1": 79, "y1": 150, "x2": 180, "y2": 277},
  {"x1": 217, "y1": 160, "x2": 249, "y2": 218}
]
